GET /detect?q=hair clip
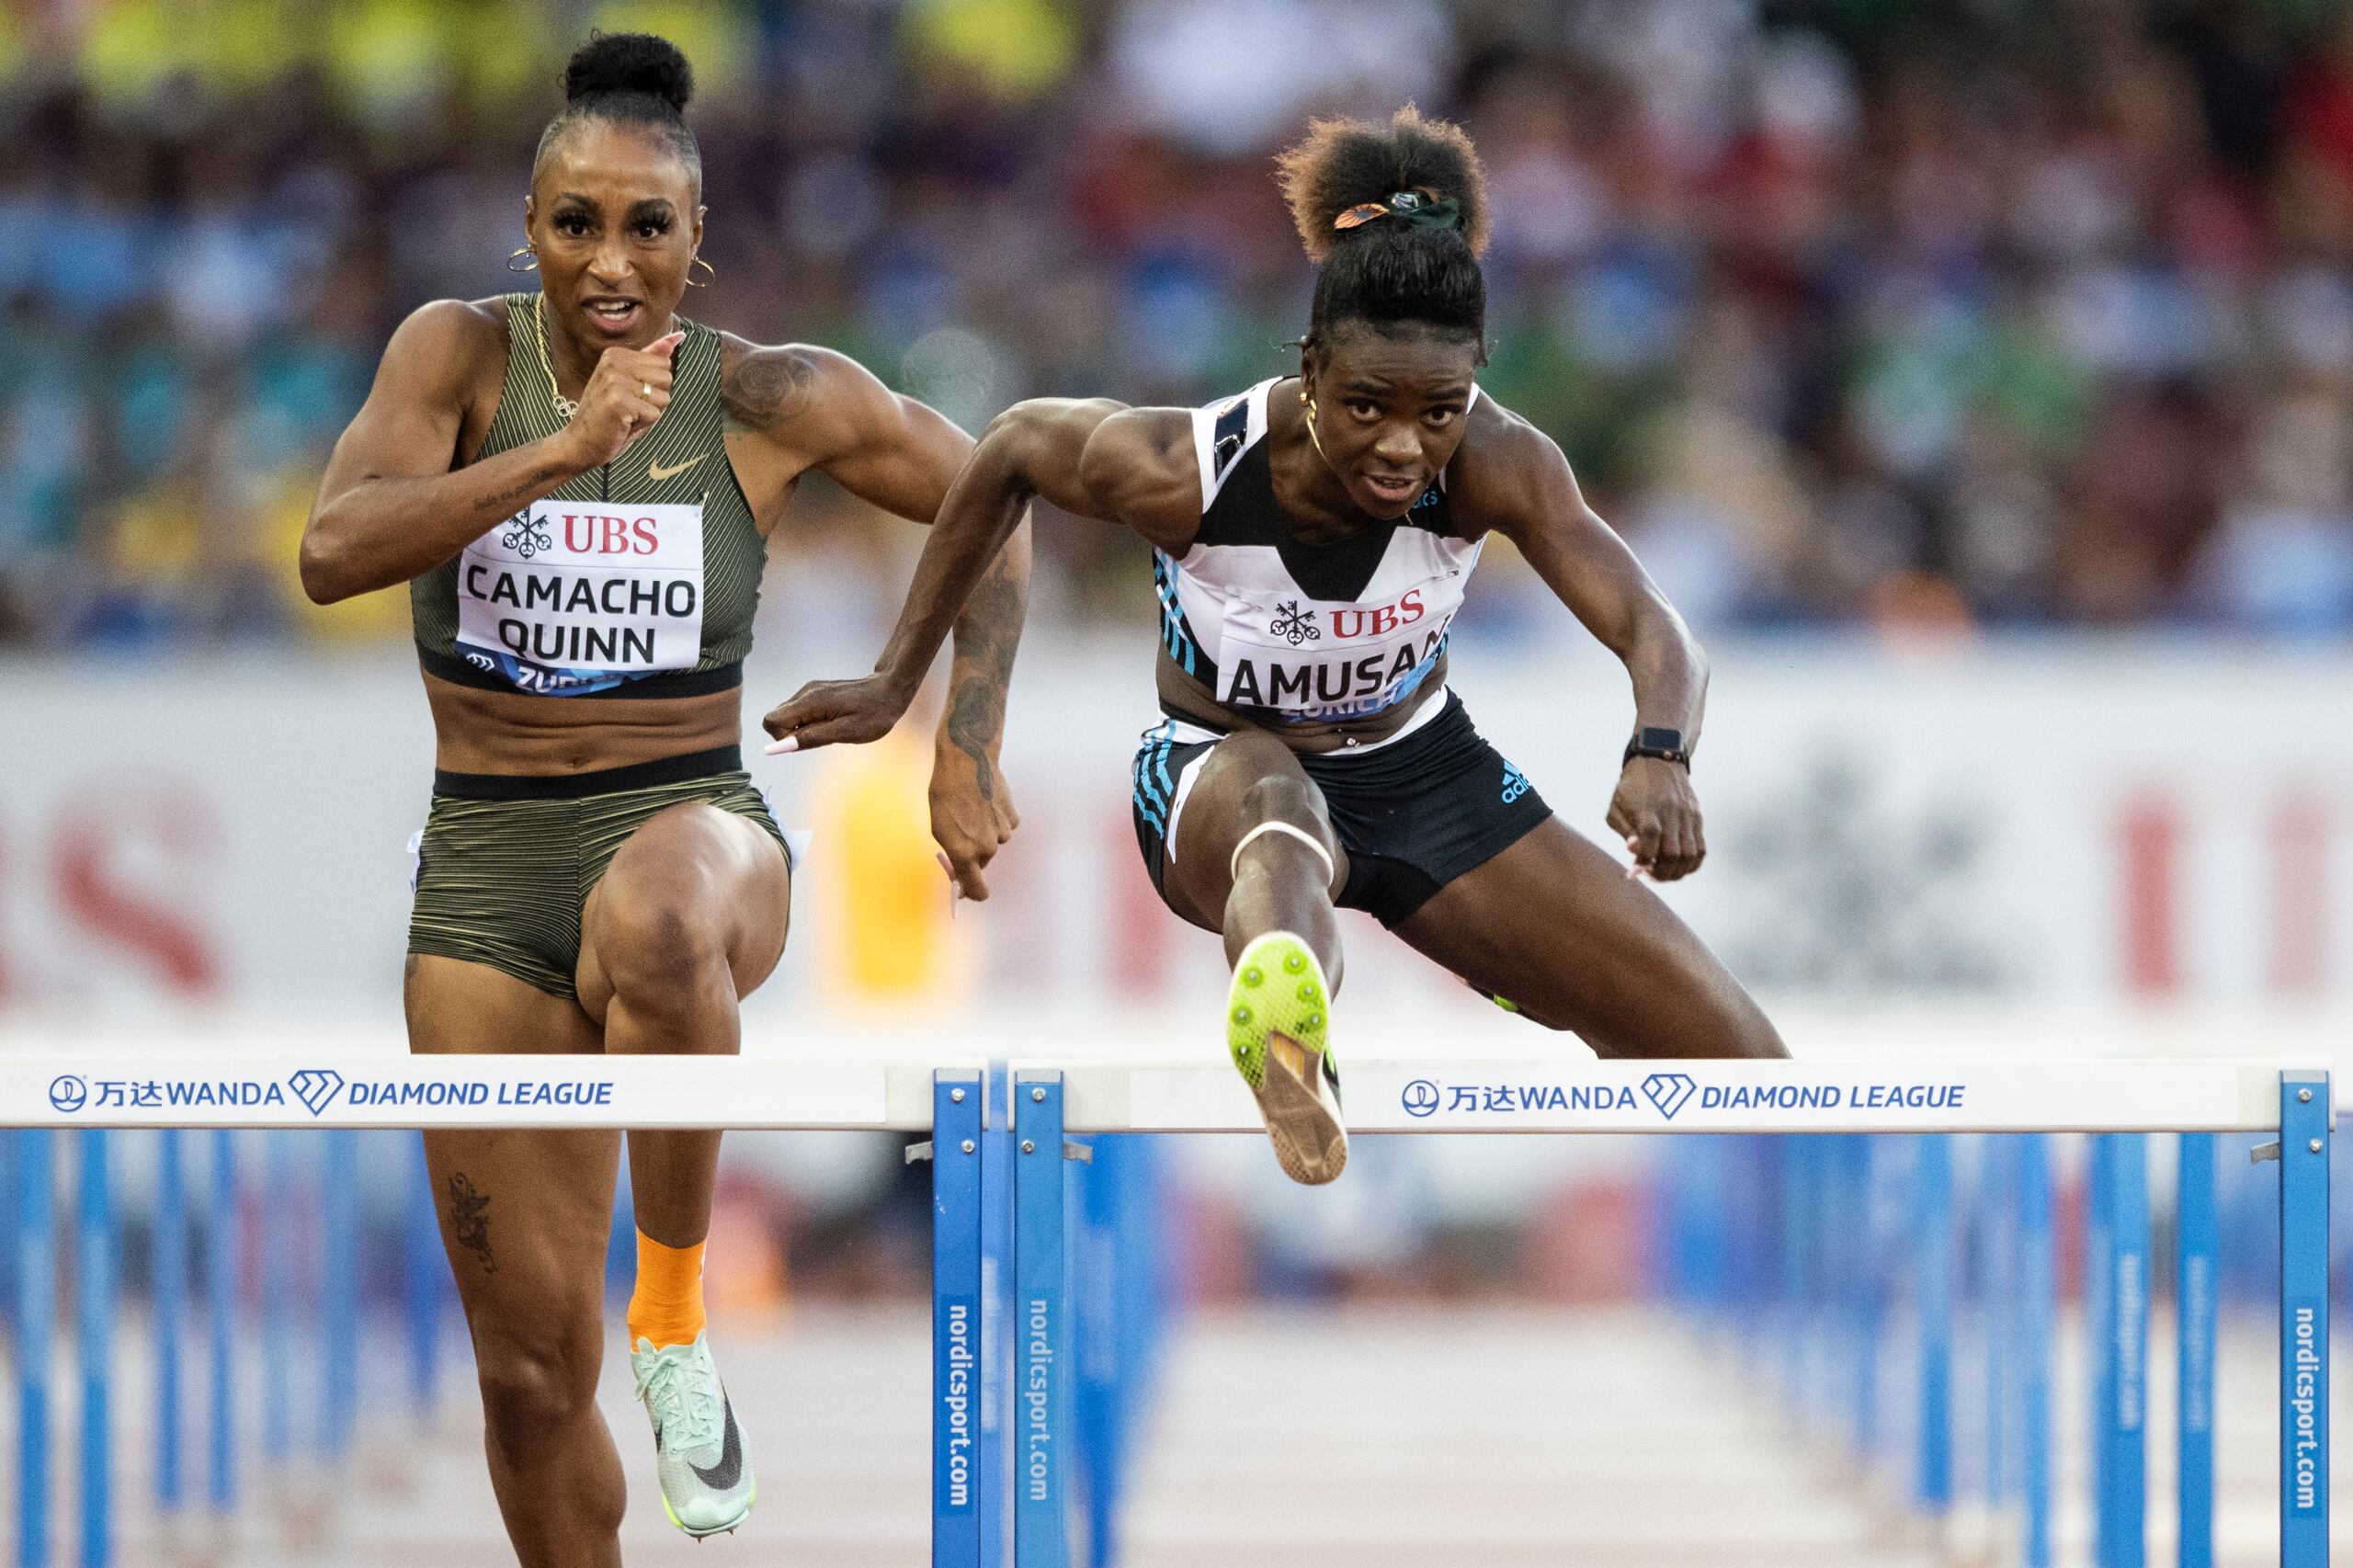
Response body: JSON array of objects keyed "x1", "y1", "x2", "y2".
[{"x1": 1332, "y1": 188, "x2": 1455, "y2": 233}]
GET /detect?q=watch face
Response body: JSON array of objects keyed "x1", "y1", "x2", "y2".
[{"x1": 1637, "y1": 727, "x2": 1685, "y2": 752}]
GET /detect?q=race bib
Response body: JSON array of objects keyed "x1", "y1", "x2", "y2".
[
  {"x1": 453, "y1": 500, "x2": 705, "y2": 697},
  {"x1": 1215, "y1": 579, "x2": 1454, "y2": 722}
]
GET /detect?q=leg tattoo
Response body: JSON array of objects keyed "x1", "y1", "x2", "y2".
[{"x1": 448, "y1": 1172, "x2": 497, "y2": 1274}]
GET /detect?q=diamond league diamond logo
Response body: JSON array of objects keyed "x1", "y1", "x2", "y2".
[
  {"x1": 1642, "y1": 1072, "x2": 1697, "y2": 1120},
  {"x1": 49, "y1": 1074, "x2": 87, "y2": 1114},
  {"x1": 288, "y1": 1069, "x2": 346, "y2": 1119},
  {"x1": 1400, "y1": 1078, "x2": 1440, "y2": 1118}
]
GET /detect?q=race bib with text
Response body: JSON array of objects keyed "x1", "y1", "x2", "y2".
[
  {"x1": 453, "y1": 500, "x2": 706, "y2": 697},
  {"x1": 1215, "y1": 579, "x2": 1454, "y2": 722}
]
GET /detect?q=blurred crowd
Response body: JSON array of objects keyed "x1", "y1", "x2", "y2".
[{"x1": 6, "y1": 0, "x2": 2353, "y2": 649}]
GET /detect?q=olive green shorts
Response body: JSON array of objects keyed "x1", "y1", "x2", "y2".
[{"x1": 406, "y1": 744, "x2": 790, "y2": 1000}]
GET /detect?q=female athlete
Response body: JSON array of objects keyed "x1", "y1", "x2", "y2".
[
  {"x1": 300, "y1": 33, "x2": 1029, "y2": 1562},
  {"x1": 767, "y1": 107, "x2": 1782, "y2": 1186}
]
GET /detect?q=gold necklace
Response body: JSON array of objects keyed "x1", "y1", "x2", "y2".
[{"x1": 533, "y1": 296, "x2": 577, "y2": 423}]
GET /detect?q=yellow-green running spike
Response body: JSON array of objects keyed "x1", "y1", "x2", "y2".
[{"x1": 1225, "y1": 931, "x2": 1347, "y2": 1185}]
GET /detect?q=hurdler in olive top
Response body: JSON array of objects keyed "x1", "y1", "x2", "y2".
[{"x1": 410, "y1": 293, "x2": 767, "y2": 699}]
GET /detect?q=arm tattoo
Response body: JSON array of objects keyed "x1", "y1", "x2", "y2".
[
  {"x1": 447, "y1": 1172, "x2": 497, "y2": 1274},
  {"x1": 721, "y1": 347, "x2": 816, "y2": 437},
  {"x1": 478, "y1": 461, "x2": 566, "y2": 516},
  {"x1": 941, "y1": 539, "x2": 1029, "y2": 791}
]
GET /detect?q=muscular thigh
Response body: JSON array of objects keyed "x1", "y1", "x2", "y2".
[
  {"x1": 1395, "y1": 818, "x2": 1783, "y2": 1059},
  {"x1": 406, "y1": 953, "x2": 620, "y2": 1331},
  {"x1": 574, "y1": 801, "x2": 791, "y2": 1017},
  {"x1": 1159, "y1": 732, "x2": 1348, "y2": 930}
]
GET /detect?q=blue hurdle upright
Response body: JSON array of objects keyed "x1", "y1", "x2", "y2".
[{"x1": 924, "y1": 1068, "x2": 1164, "y2": 1568}]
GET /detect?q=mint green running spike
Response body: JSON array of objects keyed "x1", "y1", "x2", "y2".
[
  {"x1": 1225, "y1": 931, "x2": 1347, "y2": 1185},
  {"x1": 632, "y1": 1332, "x2": 756, "y2": 1538}
]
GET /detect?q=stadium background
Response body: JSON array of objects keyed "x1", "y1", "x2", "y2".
[{"x1": 6, "y1": 0, "x2": 2353, "y2": 1562}]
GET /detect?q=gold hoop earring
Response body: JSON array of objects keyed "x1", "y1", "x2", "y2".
[
  {"x1": 1302, "y1": 398, "x2": 1331, "y2": 461},
  {"x1": 686, "y1": 256, "x2": 716, "y2": 288},
  {"x1": 506, "y1": 245, "x2": 539, "y2": 273}
]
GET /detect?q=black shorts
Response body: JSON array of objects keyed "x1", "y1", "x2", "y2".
[{"x1": 1130, "y1": 691, "x2": 1552, "y2": 929}]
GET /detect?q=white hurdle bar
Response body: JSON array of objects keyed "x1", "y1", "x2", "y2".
[{"x1": 0, "y1": 1054, "x2": 2333, "y2": 1568}]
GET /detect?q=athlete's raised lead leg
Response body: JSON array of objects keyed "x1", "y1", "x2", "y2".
[
  {"x1": 574, "y1": 801, "x2": 790, "y2": 1539},
  {"x1": 1159, "y1": 732, "x2": 1353, "y2": 1184},
  {"x1": 577, "y1": 802, "x2": 791, "y2": 1252}
]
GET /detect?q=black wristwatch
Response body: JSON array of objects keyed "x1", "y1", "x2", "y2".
[{"x1": 1623, "y1": 727, "x2": 1692, "y2": 770}]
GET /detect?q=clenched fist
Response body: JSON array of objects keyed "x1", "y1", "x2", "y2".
[
  {"x1": 555, "y1": 331, "x2": 684, "y2": 469},
  {"x1": 1608, "y1": 757, "x2": 1706, "y2": 881}
]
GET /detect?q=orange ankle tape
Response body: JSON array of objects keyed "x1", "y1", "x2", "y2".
[{"x1": 627, "y1": 1232, "x2": 708, "y2": 1350}]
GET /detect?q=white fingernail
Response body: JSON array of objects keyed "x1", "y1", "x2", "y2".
[{"x1": 765, "y1": 736, "x2": 799, "y2": 755}]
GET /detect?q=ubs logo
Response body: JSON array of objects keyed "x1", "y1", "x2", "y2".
[
  {"x1": 1328, "y1": 590, "x2": 1426, "y2": 640},
  {"x1": 1268, "y1": 600, "x2": 1321, "y2": 646},
  {"x1": 501, "y1": 513, "x2": 553, "y2": 560}
]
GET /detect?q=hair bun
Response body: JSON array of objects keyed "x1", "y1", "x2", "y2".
[
  {"x1": 564, "y1": 32, "x2": 694, "y2": 115},
  {"x1": 1276, "y1": 106, "x2": 1489, "y2": 263}
]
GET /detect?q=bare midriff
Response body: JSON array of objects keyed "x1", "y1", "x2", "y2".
[{"x1": 424, "y1": 673, "x2": 742, "y2": 776}]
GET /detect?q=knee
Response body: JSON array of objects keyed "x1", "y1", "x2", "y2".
[
  {"x1": 1238, "y1": 771, "x2": 1324, "y2": 835},
  {"x1": 590, "y1": 889, "x2": 732, "y2": 1003},
  {"x1": 473, "y1": 1321, "x2": 602, "y2": 1446}
]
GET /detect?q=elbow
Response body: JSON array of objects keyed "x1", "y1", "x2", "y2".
[{"x1": 298, "y1": 526, "x2": 355, "y2": 606}]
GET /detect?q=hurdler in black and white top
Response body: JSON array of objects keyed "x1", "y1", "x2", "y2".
[
  {"x1": 1131, "y1": 376, "x2": 1552, "y2": 930},
  {"x1": 1153, "y1": 377, "x2": 1486, "y2": 752}
]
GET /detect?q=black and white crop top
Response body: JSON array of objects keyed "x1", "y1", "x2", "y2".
[{"x1": 1153, "y1": 378, "x2": 1484, "y2": 748}]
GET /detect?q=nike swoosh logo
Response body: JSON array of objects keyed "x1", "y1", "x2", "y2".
[
  {"x1": 689, "y1": 1398, "x2": 744, "y2": 1491},
  {"x1": 648, "y1": 453, "x2": 707, "y2": 483}
]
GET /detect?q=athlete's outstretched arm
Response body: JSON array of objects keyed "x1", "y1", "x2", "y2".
[
  {"x1": 722, "y1": 344, "x2": 1040, "y2": 896},
  {"x1": 1467, "y1": 409, "x2": 1711, "y2": 882},
  {"x1": 760, "y1": 398, "x2": 1194, "y2": 754},
  {"x1": 300, "y1": 301, "x2": 680, "y2": 604}
]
